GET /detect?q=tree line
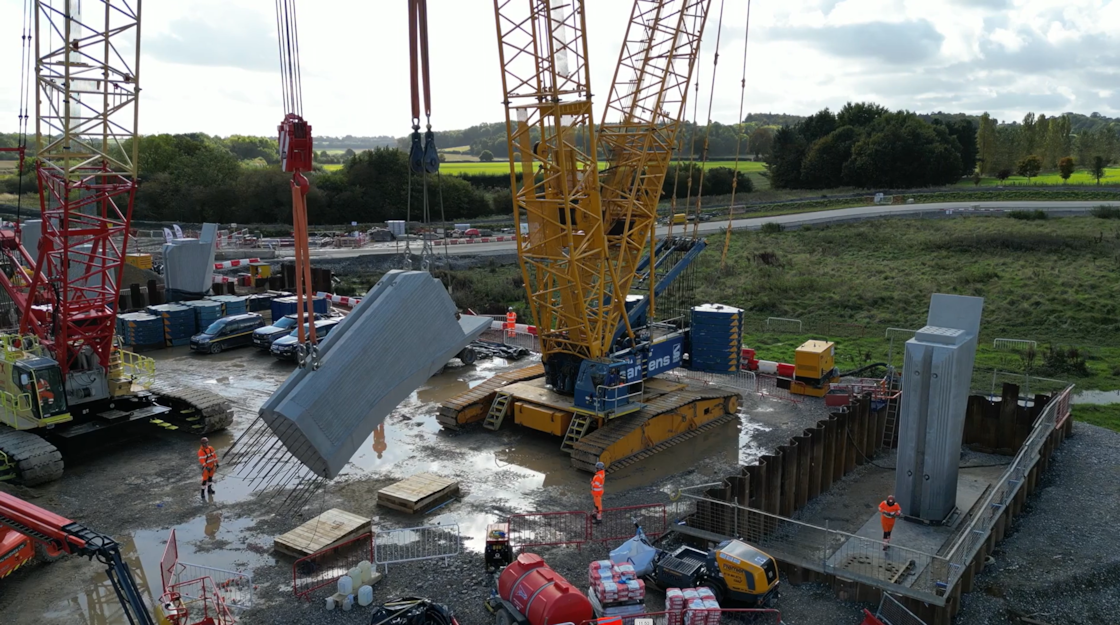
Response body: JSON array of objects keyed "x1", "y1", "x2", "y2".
[{"x1": 976, "y1": 112, "x2": 1118, "y2": 180}]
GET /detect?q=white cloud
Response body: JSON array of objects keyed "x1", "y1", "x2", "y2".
[{"x1": 0, "y1": 0, "x2": 1116, "y2": 138}]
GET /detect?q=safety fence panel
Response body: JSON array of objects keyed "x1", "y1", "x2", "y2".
[
  {"x1": 373, "y1": 524, "x2": 461, "y2": 572},
  {"x1": 755, "y1": 374, "x2": 802, "y2": 404},
  {"x1": 163, "y1": 577, "x2": 235, "y2": 624},
  {"x1": 575, "y1": 609, "x2": 782, "y2": 625},
  {"x1": 941, "y1": 385, "x2": 1072, "y2": 592},
  {"x1": 876, "y1": 593, "x2": 929, "y2": 625},
  {"x1": 670, "y1": 488, "x2": 948, "y2": 606},
  {"x1": 509, "y1": 510, "x2": 589, "y2": 549},
  {"x1": 292, "y1": 532, "x2": 374, "y2": 599},
  {"x1": 160, "y1": 528, "x2": 178, "y2": 593},
  {"x1": 172, "y1": 562, "x2": 254, "y2": 610},
  {"x1": 589, "y1": 504, "x2": 668, "y2": 543}
]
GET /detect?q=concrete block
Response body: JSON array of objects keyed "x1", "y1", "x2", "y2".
[{"x1": 259, "y1": 271, "x2": 490, "y2": 479}]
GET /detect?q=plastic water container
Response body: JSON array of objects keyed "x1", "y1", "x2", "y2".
[
  {"x1": 361, "y1": 567, "x2": 376, "y2": 585},
  {"x1": 348, "y1": 566, "x2": 362, "y2": 583},
  {"x1": 325, "y1": 596, "x2": 337, "y2": 610},
  {"x1": 358, "y1": 585, "x2": 374, "y2": 607},
  {"x1": 337, "y1": 575, "x2": 354, "y2": 596},
  {"x1": 358, "y1": 560, "x2": 372, "y2": 576},
  {"x1": 342, "y1": 595, "x2": 354, "y2": 611}
]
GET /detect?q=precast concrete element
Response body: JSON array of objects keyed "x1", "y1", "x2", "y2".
[
  {"x1": 162, "y1": 223, "x2": 218, "y2": 297},
  {"x1": 259, "y1": 270, "x2": 491, "y2": 478},
  {"x1": 895, "y1": 294, "x2": 984, "y2": 522}
]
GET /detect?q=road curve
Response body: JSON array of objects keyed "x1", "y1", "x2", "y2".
[{"x1": 300, "y1": 200, "x2": 1120, "y2": 260}]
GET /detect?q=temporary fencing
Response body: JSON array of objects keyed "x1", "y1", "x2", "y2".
[
  {"x1": 508, "y1": 504, "x2": 667, "y2": 551},
  {"x1": 170, "y1": 562, "x2": 254, "y2": 610},
  {"x1": 573, "y1": 608, "x2": 782, "y2": 625},
  {"x1": 373, "y1": 524, "x2": 461, "y2": 572},
  {"x1": 874, "y1": 593, "x2": 929, "y2": 625},
  {"x1": 292, "y1": 532, "x2": 373, "y2": 599}
]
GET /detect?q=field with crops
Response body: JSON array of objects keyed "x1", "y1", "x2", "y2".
[{"x1": 958, "y1": 167, "x2": 1120, "y2": 187}]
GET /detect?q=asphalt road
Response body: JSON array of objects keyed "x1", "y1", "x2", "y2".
[{"x1": 298, "y1": 200, "x2": 1120, "y2": 260}]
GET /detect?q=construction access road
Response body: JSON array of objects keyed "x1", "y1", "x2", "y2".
[{"x1": 297, "y1": 200, "x2": 1120, "y2": 260}]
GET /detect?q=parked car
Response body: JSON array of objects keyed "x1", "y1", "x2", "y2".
[
  {"x1": 253, "y1": 313, "x2": 328, "y2": 349},
  {"x1": 270, "y1": 319, "x2": 342, "y2": 361},
  {"x1": 190, "y1": 313, "x2": 266, "y2": 354}
]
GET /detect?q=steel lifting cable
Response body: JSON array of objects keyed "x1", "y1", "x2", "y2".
[
  {"x1": 690, "y1": 0, "x2": 727, "y2": 239},
  {"x1": 407, "y1": 0, "x2": 440, "y2": 274},
  {"x1": 13, "y1": 0, "x2": 34, "y2": 226},
  {"x1": 719, "y1": 0, "x2": 752, "y2": 270},
  {"x1": 677, "y1": 4, "x2": 710, "y2": 241}
]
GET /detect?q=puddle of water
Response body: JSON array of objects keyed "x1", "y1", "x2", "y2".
[
  {"x1": 40, "y1": 513, "x2": 274, "y2": 625},
  {"x1": 1073, "y1": 389, "x2": 1120, "y2": 405}
]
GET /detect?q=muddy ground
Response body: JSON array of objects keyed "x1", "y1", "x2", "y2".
[{"x1": 0, "y1": 342, "x2": 1115, "y2": 625}]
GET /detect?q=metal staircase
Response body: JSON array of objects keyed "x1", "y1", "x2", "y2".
[
  {"x1": 483, "y1": 392, "x2": 512, "y2": 431},
  {"x1": 561, "y1": 414, "x2": 593, "y2": 453}
]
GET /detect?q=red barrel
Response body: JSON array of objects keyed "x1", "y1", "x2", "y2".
[{"x1": 498, "y1": 553, "x2": 593, "y2": 625}]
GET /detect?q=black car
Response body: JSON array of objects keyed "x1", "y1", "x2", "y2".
[
  {"x1": 252, "y1": 312, "x2": 328, "y2": 349},
  {"x1": 190, "y1": 313, "x2": 266, "y2": 354},
  {"x1": 270, "y1": 319, "x2": 341, "y2": 361}
]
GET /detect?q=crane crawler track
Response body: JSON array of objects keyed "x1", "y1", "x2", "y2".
[
  {"x1": 571, "y1": 388, "x2": 738, "y2": 473},
  {"x1": 0, "y1": 429, "x2": 64, "y2": 485},
  {"x1": 150, "y1": 385, "x2": 235, "y2": 434}
]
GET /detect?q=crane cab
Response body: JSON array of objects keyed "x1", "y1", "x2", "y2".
[{"x1": 0, "y1": 337, "x2": 71, "y2": 429}]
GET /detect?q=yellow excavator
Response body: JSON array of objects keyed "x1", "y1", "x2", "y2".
[{"x1": 439, "y1": 0, "x2": 740, "y2": 472}]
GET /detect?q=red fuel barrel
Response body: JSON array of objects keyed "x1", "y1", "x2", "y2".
[{"x1": 498, "y1": 553, "x2": 593, "y2": 625}]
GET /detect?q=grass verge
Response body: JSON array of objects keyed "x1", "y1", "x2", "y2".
[{"x1": 1070, "y1": 404, "x2": 1120, "y2": 433}]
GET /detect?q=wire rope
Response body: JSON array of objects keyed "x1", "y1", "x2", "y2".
[{"x1": 719, "y1": 0, "x2": 752, "y2": 270}]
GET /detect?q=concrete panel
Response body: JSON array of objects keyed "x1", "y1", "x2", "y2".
[
  {"x1": 259, "y1": 271, "x2": 491, "y2": 478},
  {"x1": 895, "y1": 294, "x2": 984, "y2": 522},
  {"x1": 162, "y1": 223, "x2": 217, "y2": 297}
]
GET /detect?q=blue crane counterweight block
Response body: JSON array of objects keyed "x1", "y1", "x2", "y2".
[{"x1": 258, "y1": 270, "x2": 491, "y2": 479}]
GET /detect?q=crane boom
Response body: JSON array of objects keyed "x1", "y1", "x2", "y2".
[{"x1": 495, "y1": 0, "x2": 710, "y2": 398}]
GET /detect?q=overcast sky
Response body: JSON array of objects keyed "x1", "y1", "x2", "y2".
[{"x1": 1, "y1": 0, "x2": 1117, "y2": 138}]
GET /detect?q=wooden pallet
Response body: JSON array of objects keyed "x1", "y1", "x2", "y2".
[
  {"x1": 273, "y1": 508, "x2": 370, "y2": 558},
  {"x1": 377, "y1": 472, "x2": 460, "y2": 514}
]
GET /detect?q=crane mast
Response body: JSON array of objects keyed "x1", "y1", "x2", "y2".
[
  {"x1": 495, "y1": 0, "x2": 709, "y2": 399},
  {"x1": 1, "y1": 0, "x2": 142, "y2": 376}
]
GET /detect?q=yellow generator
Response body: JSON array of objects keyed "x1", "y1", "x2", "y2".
[
  {"x1": 783, "y1": 339, "x2": 839, "y2": 398},
  {"x1": 652, "y1": 538, "x2": 780, "y2": 607}
]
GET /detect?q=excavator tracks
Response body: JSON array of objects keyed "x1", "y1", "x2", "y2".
[
  {"x1": 0, "y1": 429, "x2": 64, "y2": 486},
  {"x1": 437, "y1": 364, "x2": 545, "y2": 430},
  {"x1": 150, "y1": 384, "x2": 235, "y2": 434},
  {"x1": 570, "y1": 388, "x2": 739, "y2": 473}
]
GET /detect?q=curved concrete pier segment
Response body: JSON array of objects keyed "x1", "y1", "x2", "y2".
[{"x1": 259, "y1": 270, "x2": 491, "y2": 478}]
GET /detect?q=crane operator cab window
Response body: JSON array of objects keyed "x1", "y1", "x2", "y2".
[{"x1": 15, "y1": 361, "x2": 68, "y2": 418}]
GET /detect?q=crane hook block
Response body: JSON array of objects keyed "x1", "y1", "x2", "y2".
[
  {"x1": 279, "y1": 114, "x2": 314, "y2": 173},
  {"x1": 422, "y1": 129, "x2": 440, "y2": 174},
  {"x1": 409, "y1": 130, "x2": 425, "y2": 174}
]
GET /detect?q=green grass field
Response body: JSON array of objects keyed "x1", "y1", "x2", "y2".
[
  {"x1": 1070, "y1": 404, "x2": 1120, "y2": 433},
  {"x1": 438, "y1": 159, "x2": 766, "y2": 176},
  {"x1": 322, "y1": 163, "x2": 343, "y2": 171},
  {"x1": 958, "y1": 167, "x2": 1120, "y2": 187}
]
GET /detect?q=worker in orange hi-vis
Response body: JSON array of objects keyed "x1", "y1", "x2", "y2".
[
  {"x1": 879, "y1": 494, "x2": 902, "y2": 550},
  {"x1": 35, "y1": 378, "x2": 54, "y2": 403},
  {"x1": 505, "y1": 307, "x2": 517, "y2": 338},
  {"x1": 591, "y1": 461, "x2": 606, "y2": 524},
  {"x1": 198, "y1": 437, "x2": 218, "y2": 501}
]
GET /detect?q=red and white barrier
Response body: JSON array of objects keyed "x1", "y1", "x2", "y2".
[
  {"x1": 316, "y1": 291, "x2": 362, "y2": 307},
  {"x1": 212, "y1": 275, "x2": 238, "y2": 283},
  {"x1": 214, "y1": 258, "x2": 261, "y2": 270},
  {"x1": 433, "y1": 235, "x2": 514, "y2": 246}
]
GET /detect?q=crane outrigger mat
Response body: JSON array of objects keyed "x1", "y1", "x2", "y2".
[
  {"x1": 376, "y1": 472, "x2": 460, "y2": 514},
  {"x1": 259, "y1": 271, "x2": 490, "y2": 479},
  {"x1": 274, "y1": 508, "x2": 370, "y2": 558}
]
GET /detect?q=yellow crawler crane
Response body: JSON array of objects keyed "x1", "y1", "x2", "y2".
[{"x1": 440, "y1": 0, "x2": 739, "y2": 472}]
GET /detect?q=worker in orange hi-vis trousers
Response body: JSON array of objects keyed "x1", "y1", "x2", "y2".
[
  {"x1": 591, "y1": 462, "x2": 606, "y2": 524},
  {"x1": 879, "y1": 494, "x2": 902, "y2": 550},
  {"x1": 198, "y1": 437, "x2": 218, "y2": 501},
  {"x1": 505, "y1": 307, "x2": 517, "y2": 338}
]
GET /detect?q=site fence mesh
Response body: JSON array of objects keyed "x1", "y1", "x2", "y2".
[
  {"x1": 669, "y1": 384, "x2": 1074, "y2": 607},
  {"x1": 940, "y1": 385, "x2": 1072, "y2": 591},
  {"x1": 373, "y1": 524, "x2": 462, "y2": 572},
  {"x1": 291, "y1": 532, "x2": 374, "y2": 599},
  {"x1": 509, "y1": 504, "x2": 668, "y2": 551},
  {"x1": 171, "y1": 562, "x2": 254, "y2": 610},
  {"x1": 572, "y1": 608, "x2": 783, "y2": 625},
  {"x1": 876, "y1": 593, "x2": 929, "y2": 625}
]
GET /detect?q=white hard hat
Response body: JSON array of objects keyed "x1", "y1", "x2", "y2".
[{"x1": 596, "y1": 462, "x2": 605, "y2": 470}]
